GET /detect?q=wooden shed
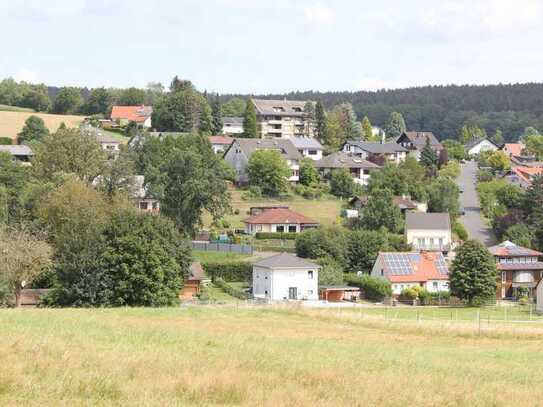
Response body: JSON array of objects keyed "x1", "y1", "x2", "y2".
[
  {"x1": 179, "y1": 263, "x2": 209, "y2": 300},
  {"x1": 318, "y1": 286, "x2": 360, "y2": 302}
]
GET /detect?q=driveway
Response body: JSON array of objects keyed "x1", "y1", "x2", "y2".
[{"x1": 457, "y1": 161, "x2": 495, "y2": 246}]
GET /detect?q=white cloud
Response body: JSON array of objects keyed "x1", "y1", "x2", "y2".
[
  {"x1": 13, "y1": 69, "x2": 39, "y2": 83},
  {"x1": 304, "y1": 5, "x2": 336, "y2": 25}
]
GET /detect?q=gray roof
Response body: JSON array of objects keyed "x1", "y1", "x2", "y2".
[
  {"x1": 253, "y1": 253, "x2": 320, "y2": 269},
  {"x1": 251, "y1": 98, "x2": 309, "y2": 117},
  {"x1": 223, "y1": 117, "x2": 243, "y2": 125},
  {"x1": 315, "y1": 152, "x2": 381, "y2": 169},
  {"x1": 234, "y1": 138, "x2": 302, "y2": 160},
  {"x1": 397, "y1": 132, "x2": 442, "y2": 150},
  {"x1": 406, "y1": 212, "x2": 451, "y2": 231},
  {"x1": 345, "y1": 140, "x2": 407, "y2": 154},
  {"x1": 290, "y1": 137, "x2": 323, "y2": 150},
  {"x1": 465, "y1": 138, "x2": 500, "y2": 150},
  {"x1": 0, "y1": 145, "x2": 33, "y2": 156}
]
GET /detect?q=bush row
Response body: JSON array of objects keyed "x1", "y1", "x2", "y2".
[
  {"x1": 214, "y1": 278, "x2": 249, "y2": 300},
  {"x1": 344, "y1": 273, "x2": 392, "y2": 302},
  {"x1": 201, "y1": 261, "x2": 252, "y2": 282},
  {"x1": 255, "y1": 232, "x2": 298, "y2": 240}
]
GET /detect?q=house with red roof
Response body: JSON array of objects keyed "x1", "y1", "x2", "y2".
[
  {"x1": 489, "y1": 241, "x2": 543, "y2": 299},
  {"x1": 503, "y1": 166, "x2": 543, "y2": 189},
  {"x1": 110, "y1": 105, "x2": 153, "y2": 128},
  {"x1": 243, "y1": 208, "x2": 319, "y2": 235},
  {"x1": 208, "y1": 135, "x2": 234, "y2": 154},
  {"x1": 371, "y1": 251, "x2": 450, "y2": 296}
]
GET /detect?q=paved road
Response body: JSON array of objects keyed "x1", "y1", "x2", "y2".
[{"x1": 457, "y1": 161, "x2": 495, "y2": 246}]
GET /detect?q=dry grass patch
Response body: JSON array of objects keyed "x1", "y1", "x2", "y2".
[{"x1": 0, "y1": 111, "x2": 84, "y2": 141}]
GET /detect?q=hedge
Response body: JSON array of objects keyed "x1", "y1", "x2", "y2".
[
  {"x1": 202, "y1": 261, "x2": 252, "y2": 282},
  {"x1": 214, "y1": 278, "x2": 249, "y2": 300},
  {"x1": 0, "y1": 137, "x2": 12, "y2": 145},
  {"x1": 255, "y1": 232, "x2": 298, "y2": 240},
  {"x1": 345, "y1": 273, "x2": 392, "y2": 301}
]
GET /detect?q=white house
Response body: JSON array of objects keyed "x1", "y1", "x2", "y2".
[
  {"x1": 223, "y1": 138, "x2": 302, "y2": 184},
  {"x1": 315, "y1": 152, "x2": 381, "y2": 186},
  {"x1": 243, "y1": 208, "x2": 319, "y2": 235},
  {"x1": 252, "y1": 253, "x2": 320, "y2": 301},
  {"x1": 342, "y1": 140, "x2": 408, "y2": 164},
  {"x1": 208, "y1": 135, "x2": 234, "y2": 154},
  {"x1": 371, "y1": 251, "x2": 450, "y2": 296},
  {"x1": 222, "y1": 117, "x2": 244, "y2": 135},
  {"x1": 405, "y1": 212, "x2": 453, "y2": 254},
  {"x1": 290, "y1": 137, "x2": 323, "y2": 160},
  {"x1": 465, "y1": 138, "x2": 499, "y2": 156}
]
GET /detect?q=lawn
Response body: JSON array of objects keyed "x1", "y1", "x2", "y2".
[
  {"x1": 1, "y1": 307, "x2": 543, "y2": 405},
  {"x1": 203, "y1": 188, "x2": 344, "y2": 229},
  {"x1": 0, "y1": 111, "x2": 85, "y2": 141},
  {"x1": 192, "y1": 250, "x2": 251, "y2": 264}
]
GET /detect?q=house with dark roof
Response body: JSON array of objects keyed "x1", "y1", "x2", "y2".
[
  {"x1": 110, "y1": 105, "x2": 153, "y2": 128},
  {"x1": 371, "y1": 251, "x2": 450, "y2": 296},
  {"x1": 243, "y1": 208, "x2": 319, "y2": 235},
  {"x1": 405, "y1": 212, "x2": 452, "y2": 254},
  {"x1": 223, "y1": 138, "x2": 302, "y2": 184},
  {"x1": 290, "y1": 137, "x2": 323, "y2": 160},
  {"x1": 396, "y1": 131, "x2": 443, "y2": 160},
  {"x1": 465, "y1": 138, "x2": 500, "y2": 156},
  {"x1": 253, "y1": 253, "x2": 320, "y2": 301},
  {"x1": 222, "y1": 117, "x2": 244, "y2": 135},
  {"x1": 342, "y1": 140, "x2": 408, "y2": 164},
  {"x1": 489, "y1": 241, "x2": 543, "y2": 300},
  {"x1": 251, "y1": 98, "x2": 314, "y2": 138},
  {"x1": 315, "y1": 152, "x2": 381, "y2": 186}
]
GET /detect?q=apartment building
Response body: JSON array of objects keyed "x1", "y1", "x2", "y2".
[{"x1": 252, "y1": 98, "x2": 314, "y2": 139}]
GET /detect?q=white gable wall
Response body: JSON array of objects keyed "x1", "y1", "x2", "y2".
[
  {"x1": 468, "y1": 140, "x2": 498, "y2": 156},
  {"x1": 253, "y1": 266, "x2": 319, "y2": 301}
]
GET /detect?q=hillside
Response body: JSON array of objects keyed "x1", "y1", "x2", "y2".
[
  {"x1": 0, "y1": 111, "x2": 85, "y2": 141},
  {"x1": 1, "y1": 307, "x2": 543, "y2": 405}
]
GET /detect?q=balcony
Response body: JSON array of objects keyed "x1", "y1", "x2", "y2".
[{"x1": 413, "y1": 244, "x2": 451, "y2": 252}]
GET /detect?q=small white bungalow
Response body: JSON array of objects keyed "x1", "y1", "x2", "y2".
[{"x1": 465, "y1": 138, "x2": 500, "y2": 156}]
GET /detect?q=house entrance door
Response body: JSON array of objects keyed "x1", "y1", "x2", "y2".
[{"x1": 288, "y1": 287, "x2": 297, "y2": 300}]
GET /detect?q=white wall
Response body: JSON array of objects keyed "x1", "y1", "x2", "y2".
[
  {"x1": 253, "y1": 266, "x2": 319, "y2": 301},
  {"x1": 468, "y1": 140, "x2": 498, "y2": 156},
  {"x1": 299, "y1": 148, "x2": 323, "y2": 160},
  {"x1": 406, "y1": 229, "x2": 452, "y2": 251}
]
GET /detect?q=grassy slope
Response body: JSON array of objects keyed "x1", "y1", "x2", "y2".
[
  {"x1": 0, "y1": 104, "x2": 35, "y2": 113},
  {"x1": 0, "y1": 111, "x2": 85, "y2": 140},
  {"x1": 2, "y1": 307, "x2": 543, "y2": 405},
  {"x1": 203, "y1": 188, "x2": 343, "y2": 229},
  {"x1": 192, "y1": 250, "x2": 250, "y2": 264}
]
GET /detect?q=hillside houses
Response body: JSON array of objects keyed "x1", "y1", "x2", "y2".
[
  {"x1": 396, "y1": 131, "x2": 443, "y2": 160},
  {"x1": 110, "y1": 105, "x2": 153, "y2": 128},
  {"x1": 343, "y1": 140, "x2": 407, "y2": 164},
  {"x1": 465, "y1": 138, "x2": 499, "y2": 156},
  {"x1": 290, "y1": 137, "x2": 323, "y2": 160},
  {"x1": 315, "y1": 152, "x2": 381, "y2": 186},
  {"x1": 243, "y1": 207, "x2": 319, "y2": 235}
]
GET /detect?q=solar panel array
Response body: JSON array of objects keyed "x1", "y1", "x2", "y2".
[
  {"x1": 383, "y1": 253, "x2": 417, "y2": 275},
  {"x1": 435, "y1": 255, "x2": 449, "y2": 275}
]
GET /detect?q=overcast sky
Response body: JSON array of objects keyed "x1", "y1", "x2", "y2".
[{"x1": 1, "y1": 0, "x2": 542, "y2": 94}]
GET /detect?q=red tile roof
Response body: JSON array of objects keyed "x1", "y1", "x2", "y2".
[
  {"x1": 488, "y1": 241, "x2": 542, "y2": 257},
  {"x1": 503, "y1": 143, "x2": 523, "y2": 157},
  {"x1": 243, "y1": 208, "x2": 318, "y2": 225},
  {"x1": 379, "y1": 251, "x2": 449, "y2": 283},
  {"x1": 111, "y1": 105, "x2": 152, "y2": 123},
  {"x1": 507, "y1": 167, "x2": 543, "y2": 186},
  {"x1": 208, "y1": 136, "x2": 234, "y2": 145}
]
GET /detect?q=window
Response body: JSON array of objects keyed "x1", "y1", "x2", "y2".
[
  {"x1": 380, "y1": 269, "x2": 384, "y2": 276},
  {"x1": 432, "y1": 282, "x2": 438, "y2": 289},
  {"x1": 276, "y1": 225, "x2": 285, "y2": 232},
  {"x1": 308, "y1": 150, "x2": 318, "y2": 155},
  {"x1": 308, "y1": 270, "x2": 314, "y2": 279},
  {"x1": 273, "y1": 107, "x2": 285, "y2": 113},
  {"x1": 363, "y1": 169, "x2": 370, "y2": 175},
  {"x1": 502, "y1": 271, "x2": 506, "y2": 283},
  {"x1": 152, "y1": 202, "x2": 158, "y2": 210},
  {"x1": 274, "y1": 115, "x2": 282, "y2": 120},
  {"x1": 292, "y1": 107, "x2": 302, "y2": 112},
  {"x1": 265, "y1": 290, "x2": 268, "y2": 295},
  {"x1": 139, "y1": 201, "x2": 148, "y2": 210},
  {"x1": 272, "y1": 124, "x2": 281, "y2": 129},
  {"x1": 256, "y1": 225, "x2": 262, "y2": 232},
  {"x1": 288, "y1": 225, "x2": 297, "y2": 233},
  {"x1": 430, "y1": 238, "x2": 435, "y2": 246}
]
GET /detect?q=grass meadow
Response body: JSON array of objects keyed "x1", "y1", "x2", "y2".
[
  {"x1": 0, "y1": 111, "x2": 85, "y2": 141},
  {"x1": 1, "y1": 306, "x2": 543, "y2": 406}
]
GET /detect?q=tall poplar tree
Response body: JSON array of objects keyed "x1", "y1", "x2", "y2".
[
  {"x1": 243, "y1": 99, "x2": 258, "y2": 138},
  {"x1": 211, "y1": 94, "x2": 223, "y2": 135},
  {"x1": 314, "y1": 100, "x2": 327, "y2": 143},
  {"x1": 361, "y1": 116, "x2": 373, "y2": 140}
]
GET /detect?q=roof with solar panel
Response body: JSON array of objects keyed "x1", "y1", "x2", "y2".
[
  {"x1": 376, "y1": 251, "x2": 449, "y2": 283},
  {"x1": 488, "y1": 241, "x2": 542, "y2": 257}
]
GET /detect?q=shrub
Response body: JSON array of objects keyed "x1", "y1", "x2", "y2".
[
  {"x1": 242, "y1": 186, "x2": 262, "y2": 200},
  {"x1": 453, "y1": 221, "x2": 468, "y2": 241},
  {"x1": 255, "y1": 232, "x2": 298, "y2": 240},
  {"x1": 400, "y1": 287, "x2": 419, "y2": 301},
  {"x1": 202, "y1": 261, "x2": 252, "y2": 282},
  {"x1": 234, "y1": 208, "x2": 240, "y2": 215},
  {"x1": 345, "y1": 274, "x2": 392, "y2": 302},
  {"x1": 0, "y1": 137, "x2": 12, "y2": 145},
  {"x1": 214, "y1": 278, "x2": 249, "y2": 300},
  {"x1": 417, "y1": 288, "x2": 432, "y2": 305}
]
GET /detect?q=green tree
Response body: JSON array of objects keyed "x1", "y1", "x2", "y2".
[
  {"x1": 299, "y1": 158, "x2": 320, "y2": 186},
  {"x1": 118, "y1": 87, "x2": 146, "y2": 106},
  {"x1": 356, "y1": 189, "x2": 404, "y2": 233},
  {"x1": 459, "y1": 125, "x2": 486, "y2": 144},
  {"x1": 491, "y1": 129, "x2": 504, "y2": 146},
  {"x1": 17, "y1": 115, "x2": 49, "y2": 144},
  {"x1": 314, "y1": 100, "x2": 328, "y2": 144},
  {"x1": 247, "y1": 150, "x2": 290, "y2": 196},
  {"x1": 32, "y1": 127, "x2": 106, "y2": 182},
  {"x1": 198, "y1": 102, "x2": 213, "y2": 135},
  {"x1": 242, "y1": 99, "x2": 258, "y2": 138},
  {"x1": 503, "y1": 224, "x2": 534, "y2": 248},
  {"x1": 317, "y1": 256, "x2": 344, "y2": 285},
  {"x1": 361, "y1": 116, "x2": 374, "y2": 141},
  {"x1": 442, "y1": 139, "x2": 466, "y2": 160},
  {"x1": 420, "y1": 137, "x2": 438, "y2": 173},
  {"x1": 523, "y1": 126, "x2": 540, "y2": 138},
  {"x1": 295, "y1": 226, "x2": 349, "y2": 267},
  {"x1": 346, "y1": 229, "x2": 388, "y2": 273},
  {"x1": 329, "y1": 168, "x2": 355, "y2": 198},
  {"x1": 211, "y1": 94, "x2": 223, "y2": 135},
  {"x1": 427, "y1": 177, "x2": 460, "y2": 215},
  {"x1": 384, "y1": 112, "x2": 406, "y2": 139},
  {"x1": 523, "y1": 134, "x2": 543, "y2": 160},
  {"x1": 487, "y1": 150, "x2": 511, "y2": 173},
  {"x1": 21, "y1": 87, "x2": 51, "y2": 112},
  {"x1": 52, "y1": 87, "x2": 83, "y2": 114},
  {"x1": 450, "y1": 240, "x2": 497, "y2": 304},
  {"x1": 334, "y1": 103, "x2": 362, "y2": 140},
  {"x1": 84, "y1": 87, "x2": 111, "y2": 115},
  {"x1": 221, "y1": 97, "x2": 246, "y2": 117},
  {"x1": 95, "y1": 153, "x2": 136, "y2": 199}
]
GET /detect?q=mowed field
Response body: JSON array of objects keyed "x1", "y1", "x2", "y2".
[
  {"x1": 1, "y1": 307, "x2": 543, "y2": 406},
  {"x1": 204, "y1": 188, "x2": 343, "y2": 229},
  {"x1": 0, "y1": 110, "x2": 85, "y2": 141}
]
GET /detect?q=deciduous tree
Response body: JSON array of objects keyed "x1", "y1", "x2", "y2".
[
  {"x1": 247, "y1": 150, "x2": 290, "y2": 196},
  {"x1": 242, "y1": 99, "x2": 258, "y2": 138},
  {"x1": 17, "y1": 115, "x2": 49, "y2": 144}
]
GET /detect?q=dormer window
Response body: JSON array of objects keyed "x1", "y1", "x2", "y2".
[
  {"x1": 273, "y1": 107, "x2": 285, "y2": 112},
  {"x1": 292, "y1": 107, "x2": 302, "y2": 113}
]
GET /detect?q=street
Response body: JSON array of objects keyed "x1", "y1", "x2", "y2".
[{"x1": 457, "y1": 161, "x2": 495, "y2": 246}]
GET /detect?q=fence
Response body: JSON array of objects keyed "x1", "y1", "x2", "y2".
[{"x1": 192, "y1": 241, "x2": 253, "y2": 255}]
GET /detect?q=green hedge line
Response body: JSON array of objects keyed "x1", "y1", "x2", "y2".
[
  {"x1": 201, "y1": 261, "x2": 252, "y2": 282},
  {"x1": 255, "y1": 232, "x2": 298, "y2": 240},
  {"x1": 214, "y1": 278, "x2": 249, "y2": 300},
  {"x1": 0, "y1": 137, "x2": 12, "y2": 145},
  {"x1": 344, "y1": 273, "x2": 392, "y2": 302}
]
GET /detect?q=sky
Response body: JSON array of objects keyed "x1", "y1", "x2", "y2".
[{"x1": 1, "y1": 0, "x2": 542, "y2": 94}]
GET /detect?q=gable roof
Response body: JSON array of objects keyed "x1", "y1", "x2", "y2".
[
  {"x1": 189, "y1": 262, "x2": 206, "y2": 281},
  {"x1": 223, "y1": 117, "x2": 243, "y2": 125},
  {"x1": 502, "y1": 143, "x2": 524, "y2": 157},
  {"x1": 505, "y1": 166, "x2": 543, "y2": 186},
  {"x1": 0, "y1": 145, "x2": 33, "y2": 157},
  {"x1": 488, "y1": 241, "x2": 542, "y2": 257},
  {"x1": 233, "y1": 138, "x2": 302, "y2": 160},
  {"x1": 406, "y1": 212, "x2": 450, "y2": 231},
  {"x1": 397, "y1": 132, "x2": 442, "y2": 150},
  {"x1": 208, "y1": 135, "x2": 234, "y2": 145},
  {"x1": 243, "y1": 208, "x2": 318, "y2": 225},
  {"x1": 465, "y1": 138, "x2": 500, "y2": 150},
  {"x1": 290, "y1": 137, "x2": 323, "y2": 150},
  {"x1": 111, "y1": 105, "x2": 153, "y2": 123},
  {"x1": 378, "y1": 251, "x2": 449, "y2": 282},
  {"x1": 251, "y1": 99, "x2": 309, "y2": 117},
  {"x1": 344, "y1": 140, "x2": 408, "y2": 154},
  {"x1": 253, "y1": 253, "x2": 320, "y2": 269},
  {"x1": 315, "y1": 152, "x2": 381, "y2": 169}
]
